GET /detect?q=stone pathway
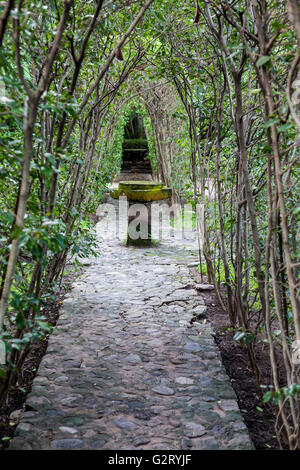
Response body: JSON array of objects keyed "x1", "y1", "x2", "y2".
[{"x1": 10, "y1": 201, "x2": 253, "y2": 450}]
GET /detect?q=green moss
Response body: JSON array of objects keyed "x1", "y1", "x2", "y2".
[
  {"x1": 110, "y1": 189, "x2": 123, "y2": 199},
  {"x1": 110, "y1": 187, "x2": 172, "y2": 202},
  {"x1": 119, "y1": 181, "x2": 164, "y2": 190},
  {"x1": 110, "y1": 180, "x2": 172, "y2": 202},
  {"x1": 127, "y1": 235, "x2": 152, "y2": 247}
]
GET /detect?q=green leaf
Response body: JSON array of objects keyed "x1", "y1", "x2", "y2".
[
  {"x1": 37, "y1": 320, "x2": 52, "y2": 333},
  {"x1": 263, "y1": 391, "x2": 273, "y2": 403},
  {"x1": 244, "y1": 332, "x2": 255, "y2": 344},
  {"x1": 16, "y1": 312, "x2": 26, "y2": 331},
  {"x1": 1, "y1": 212, "x2": 14, "y2": 223},
  {"x1": 277, "y1": 122, "x2": 293, "y2": 132}
]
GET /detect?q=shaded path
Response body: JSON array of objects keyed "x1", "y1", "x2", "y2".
[{"x1": 10, "y1": 202, "x2": 253, "y2": 450}]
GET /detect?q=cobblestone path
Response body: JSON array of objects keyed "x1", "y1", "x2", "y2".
[{"x1": 10, "y1": 202, "x2": 253, "y2": 450}]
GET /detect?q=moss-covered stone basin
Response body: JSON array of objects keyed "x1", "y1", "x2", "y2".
[{"x1": 110, "y1": 180, "x2": 172, "y2": 202}]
